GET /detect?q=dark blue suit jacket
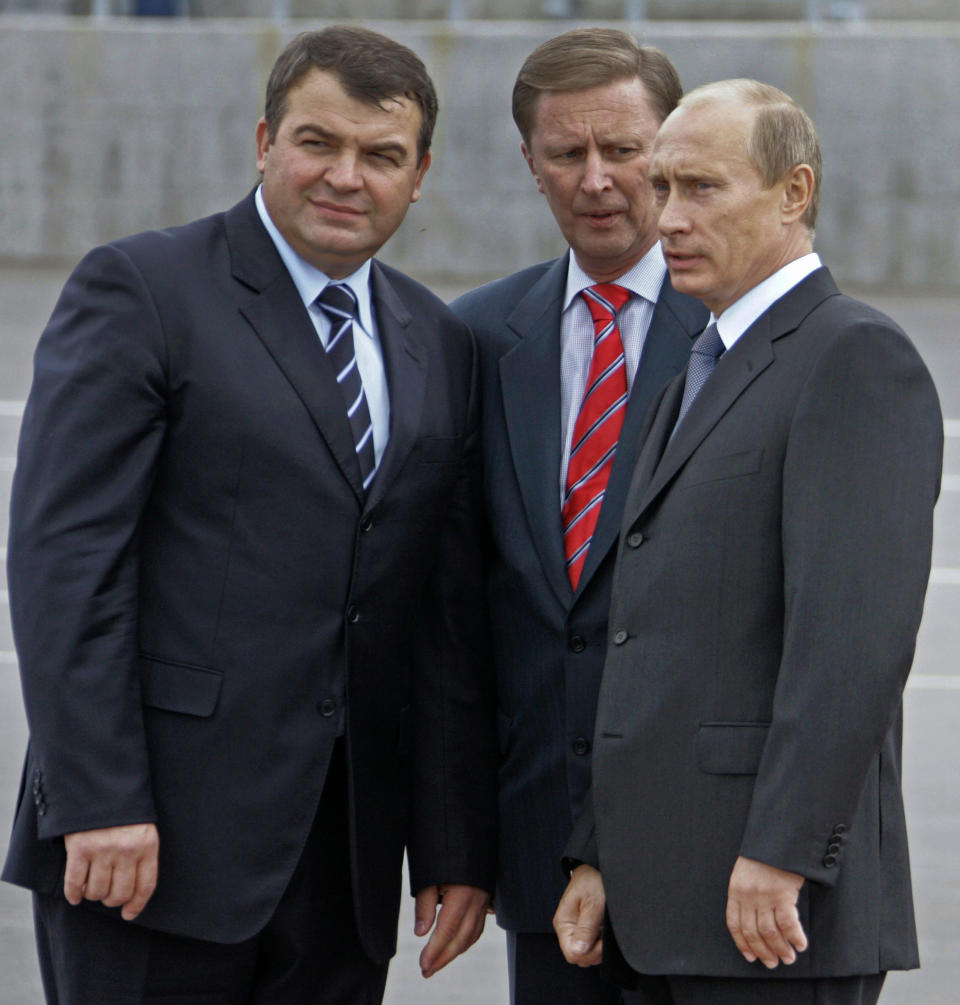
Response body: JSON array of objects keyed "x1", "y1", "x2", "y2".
[
  {"x1": 452, "y1": 254, "x2": 707, "y2": 931},
  {"x1": 4, "y1": 192, "x2": 497, "y2": 962}
]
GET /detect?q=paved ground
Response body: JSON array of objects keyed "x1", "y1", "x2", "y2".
[{"x1": 1, "y1": 267, "x2": 957, "y2": 1002}]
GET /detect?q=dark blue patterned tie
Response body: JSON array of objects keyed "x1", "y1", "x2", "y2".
[
  {"x1": 673, "y1": 322, "x2": 725, "y2": 435},
  {"x1": 316, "y1": 284, "x2": 376, "y2": 491}
]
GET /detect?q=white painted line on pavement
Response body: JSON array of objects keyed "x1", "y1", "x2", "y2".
[
  {"x1": 0, "y1": 651, "x2": 16, "y2": 665},
  {"x1": 942, "y1": 475, "x2": 960, "y2": 492},
  {"x1": 0, "y1": 590, "x2": 6, "y2": 604},
  {"x1": 946, "y1": 420, "x2": 960, "y2": 438},
  {"x1": 0, "y1": 400, "x2": 24, "y2": 417},
  {"x1": 908, "y1": 675, "x2": 960, "y2": 691},
  {"x1": 0, "y1": 456, "x2": 15, "y2": 472},
  {"x1": 930, "y1": 568, "x2": 960, "y2": 584}
]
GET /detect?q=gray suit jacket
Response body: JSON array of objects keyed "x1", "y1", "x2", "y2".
[
  {"x1": 568, "y1": 267, "x2": 942, "y2": 977},
  {"x1": 452, "y1": 254, "x2": 706, "y2": 931}
]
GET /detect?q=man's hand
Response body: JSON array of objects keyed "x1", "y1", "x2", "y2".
[
  {"x1": 414, "y1": 884, "x2": 491, "y2": 978},
  {"x1": 63, "y1": 823, "x2": 159, "y2": 921},
  {"x1": 726, "y1": 855, "x2": 808, "y2": 968},
  {"x1": 553, "y1": 864, "x2": 605, "y2": 967}
]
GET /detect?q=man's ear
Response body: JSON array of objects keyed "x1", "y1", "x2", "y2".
[
  {"x1": 410, "y1": 151, "x2": 432, "y2": 204},
  {"x1": 781, "y1": 163, "x2": 814, "y2": 224},
  {"x1": 521, "y1": 142, "x2": 546, "y2": 195},
  {"x1": 255, "y1": 118, "x2": 271, "y2": 175}
]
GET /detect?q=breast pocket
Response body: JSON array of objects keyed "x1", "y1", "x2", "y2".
[
  {"x1": 417, "y1": 435, "x2": 461, "y2": 465},
  {"x1": 684, "y1": 448, "x2": 763, "y2": 488}
]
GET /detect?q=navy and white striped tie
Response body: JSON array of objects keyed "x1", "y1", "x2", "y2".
[{"x1": 316, "y1": 284, "x2": 376, "y2": 491}]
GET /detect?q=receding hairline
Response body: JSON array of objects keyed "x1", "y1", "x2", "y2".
[
  {"x1": 663, "y1": 78, "x2": 823, "y2": 230},
  {"x1": 675, "y1": 78, "x2": 803, "y2": 131}
]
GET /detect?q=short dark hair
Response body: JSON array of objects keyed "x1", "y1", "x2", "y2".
[
  {"x1": 512, "y1": 28, "x2": 683, "y2": 143},
  {"x1": 264, "y1": 26, "x2": 438, "y2": 164}
]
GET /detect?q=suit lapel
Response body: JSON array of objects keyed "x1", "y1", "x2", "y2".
[
  {"x1": 227, "y1": 193, "x2": 366, "y2": 501},
  {"x1": 629, "y1": 267, "x2": 841, "y2": 523},
  {"x1": 365, "y1": 262, "x2": 427, "y2": 509},
  {"x1": 577, "y1": 276, "x2": 706, "y2": 592},
  {"x1": 498, "y1": 257, "x2": 572, "y2": 608}
]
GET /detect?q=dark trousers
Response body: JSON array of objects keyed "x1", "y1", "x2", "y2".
[
  {"x1": 624, "y1": 972, "x2": 886, "y2": 1005},
  {"x1": 602, "y1": 910, "x2": 886, "y2": 1005},
  {"x1": 506, "y1": 930, "x2": 628, "y2": 1005},
  {"x1": 34, "y1": 744, "x2": 388, "y2": 1005}
]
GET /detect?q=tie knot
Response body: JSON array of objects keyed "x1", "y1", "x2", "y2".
[
  {"x1": 316, "y1": 283, "x2": 358, "y2": 321},
  {"x1": 582, "y1": 283, "x2": 631, "y2": 323},
  {"x1": 692, "y1": 322, "x2": 724, "y2": 361}
]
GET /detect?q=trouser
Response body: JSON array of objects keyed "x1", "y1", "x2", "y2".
[{"x1": 34, "y1": 743, "x2": 389, "y2": 1005}]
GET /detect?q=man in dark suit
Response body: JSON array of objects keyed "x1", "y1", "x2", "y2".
[
  {"x1": 555, "y1": 79, "x2": 942, "y2": 1005},
  {"x1": 3, "y1": 26, "x2": 496, "y2": 1004},
  {"x1": 451, "y1": 29, "x2": 706, "y2": 1005}
]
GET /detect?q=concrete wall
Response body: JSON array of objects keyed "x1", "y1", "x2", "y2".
[
  {"x1": 4, "y1": 3, "x2": 959, "y2": 21},
  {"x1": 1, "y1": 17, "x2": 957, "y2": 291}
]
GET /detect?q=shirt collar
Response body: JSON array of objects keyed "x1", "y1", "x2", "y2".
[
  {"x1": 255, "y1": 185, "x2": 375, "y2": 338},
  {"x1": 714, "y1": 253, "x2": 822, "y2": 350},
  {"x1": 563, "y1": 242, "x2": 667, "y2": 312}
]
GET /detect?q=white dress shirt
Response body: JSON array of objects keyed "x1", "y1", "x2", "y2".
[
  {"x1": 559, "y1": 242, "x2": 668, "y2": 499},
  {"x1": 713, "y1": 253, "x2": 822, "y2": 351},
  {"x1": 255, "y1": 185, "x2": 390, "y2": 469}
]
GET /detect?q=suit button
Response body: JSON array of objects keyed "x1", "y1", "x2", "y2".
[
  {"x1": 346, "y1": 605, "x2": 360, "y2": 624},
  {"x1": 626, "y1": 531, "x2": 644, "y2": 548},
  {"x1": 827, "y1": 842, "x2": 841, "y2": 855},
  {"x1": 360, "y1": 516, "x2": 373, "y2": 533},
  {"x1": 823, "y1": 853, "x2": 838, "y2": 868},
  {"x1": 318, "y1": 698, "x2": 337, "y2": 718},
  {"x1": 568, "y1": 635, "x2": 586, "y2": 653},
  {"x1": 572, "y1": 737, "x2": 590, "y2": 756},
  {"x1": 613, "y1": 630, "x2": 628, "y2": 645},
  {"x1": 833, "y1": 824, "x2": 847, "y2": 835}
]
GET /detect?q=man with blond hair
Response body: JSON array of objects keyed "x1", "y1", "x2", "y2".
[
  {"x1": 452, "y1": 28, "x2": 706, "y2": 1004},
  {"x1": 555, "y1": 78, "x2": 941, "y2": 1005}
]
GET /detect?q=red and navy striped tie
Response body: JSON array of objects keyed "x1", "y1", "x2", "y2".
[{"x1": 562, "y1": 283, "x2": 630, "y2": 589}]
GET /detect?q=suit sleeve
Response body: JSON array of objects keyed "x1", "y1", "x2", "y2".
[
  {"x1": 407, "y1": 322, "x2": 498, "y2": 895},
  {"x1": 738, "y1": 319, "x2": 942, "y2": 885},
  {"x1": 8, "y1": 243, "x2": 168, "y2": 839}
]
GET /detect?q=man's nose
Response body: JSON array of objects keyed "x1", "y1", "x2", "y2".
[
  {"x1": 581, "y1": 149, "x2": 612, "y2": 194},
  {"x1": 325, "y1": 151, "x2": 363, "y2": 191},
  {"x1": 657, "y1": 192, "x2": 688, "y2": 235}
]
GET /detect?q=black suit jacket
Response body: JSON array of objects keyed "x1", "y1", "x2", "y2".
[
  {"x1": 3, "y1": 192, "x2": 497, "y2": 962},
  {"x1": 568, "y1": 268, "x2": 942, "y2": 977},
  {"x1": 452, "y1": 255, "x2": 706, "y2": 931}
]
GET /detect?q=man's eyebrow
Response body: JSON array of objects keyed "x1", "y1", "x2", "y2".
[
  {"x1": 366, "y1": 140, "x2": 410, "y2": 158},
  {"x1": 292, "y1": 123, "x2": 334, "y2": 139}
]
